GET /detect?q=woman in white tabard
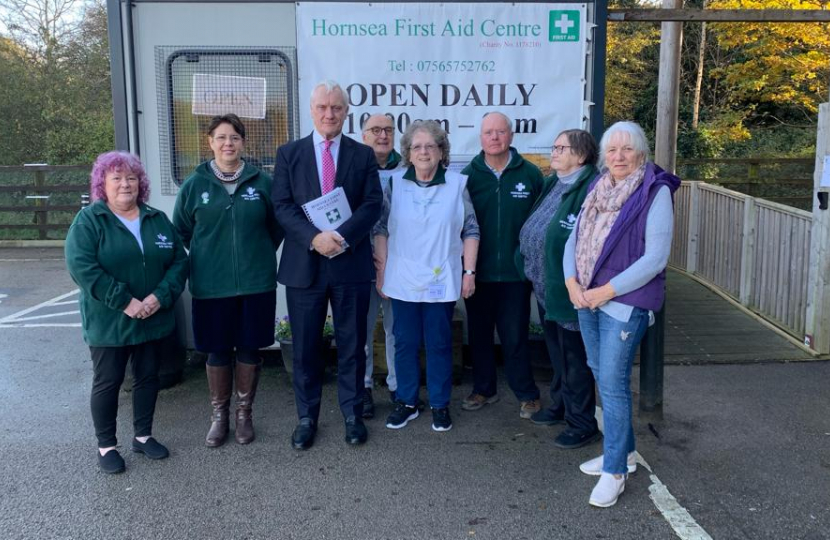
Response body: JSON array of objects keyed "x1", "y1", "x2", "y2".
[{"x1": 373, "y1": 120, "x2": 480, "y2": 433}]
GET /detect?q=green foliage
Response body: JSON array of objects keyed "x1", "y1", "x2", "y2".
[
  {"x1": 677, "y1": 127, "x2": 722, "y2": 160},
  {"x1": 605, "y1": 2, "x2": 660, "y2": 127},
  {"x1": 275, "y1": 316, "x2": 335, "y2": 342},
  {"x1": 528, "y1": 322, "x2": 544, "y2": 336},
  {"x1": 721, "y1": 125, "x2": 817, "y2": 158},
  {"x1": 607, "y1": 0, "x2": 825, "y2": 161},
  {"x1": 708, "y1": 0, "x2": 829, "y2": 115},
  {"x1": 0, "y1": 0, "x2": 113, "y2": 166}
]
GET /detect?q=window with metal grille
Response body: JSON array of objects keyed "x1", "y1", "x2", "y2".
[{"x1": 155, "y1": 46, "x2": 298, "y2": 194}]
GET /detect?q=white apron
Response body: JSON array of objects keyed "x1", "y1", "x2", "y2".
[{"x1": 382, "y1": 170, "x2": 467, "y2": 303}]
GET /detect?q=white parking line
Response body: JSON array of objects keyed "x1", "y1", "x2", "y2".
[
  {"x1": 595, "y1": 406, "x2": 712, "y2": 539},
  {"x1": 50, "y1": 300, "x2": 79, "y2": 307},
  {"x1": 8, "y1": 310, "x2": 81, "y2": 322},
  {"x1": 0, "y1": 323, "x2": 81, "y2": 328},
  {"x1": 0, "y1": 258, "x2": 65, "y2": 262},
  {"x1": 646, "y1": 471, "x2": 714, "y2": 540},
  {"x1": 0, "y1": 289, "x2": 81, "y2": 327}
]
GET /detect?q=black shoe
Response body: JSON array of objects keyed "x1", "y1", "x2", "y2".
[
  {"x1": 385, "y1": 402, "x2": 419, "y2": 429},
  {"x1": 389, "y1": 390, "x2": 425, "y2": 411},
  {"x1": 362, "y1": 388, "x2": 375, "y2": 419},
  {"x1": 292, "y1": 417, "x2": 317, "y2": 450},
  {"x1": 554, "y1": 429, "x2": 602, "y2": 449},
  {"x1": 431, "y1": 407, "x2": 453, "y2": 432},
  {"x1": 131, "y1": 437, "x2": 169, "y2": 460},
  {"x1": 531, "y1": 408, "x2": 565, "y2": 426},
  {"x1": 97, "y1": 449, "x2": 125, "y2": 474},
  {"x1": 344, "y1": 416, "x2": 368, "y2": 445}
]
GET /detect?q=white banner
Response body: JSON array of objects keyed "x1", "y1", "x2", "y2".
[{"x1": 296, "y1": 2, "x2": 589, "y2": 157}]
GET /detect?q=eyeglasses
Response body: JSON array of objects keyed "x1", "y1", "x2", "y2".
[
  {"x1": 552, "y1": 145, "x2": 572, "y2": 154},
  {"x1": 411, "y1": 144, "x2": 439, "y2": 153},
  {"x1": 213, "y1": 135, "x2": 243, "y2": 144},
  {"x1": 365, "y1": 126, "x2": 395, "y2": 136}
]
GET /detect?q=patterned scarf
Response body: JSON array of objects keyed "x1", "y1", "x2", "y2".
[{"x1": 575, "y1": 164, "x2": 646, "y2": 287}]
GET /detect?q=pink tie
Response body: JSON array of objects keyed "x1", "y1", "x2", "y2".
[{"x1": 322, "y1": 140, "x2": 335, "y2": 194}]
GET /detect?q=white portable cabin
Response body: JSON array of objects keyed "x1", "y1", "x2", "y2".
[{"x1": 106, "y1": 0, "x2": 609, "y2": 346}]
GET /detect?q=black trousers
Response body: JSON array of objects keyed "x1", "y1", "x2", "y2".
[
  {"x1": 286, "y1": 264, "x2": 371, "y2": 422},
  {"x1": 89, "y1": 339, "x2": 163, "y2": 448},
  {"x1": 465, "y1": 281, "x2": 539, "y2": 401},
  {"x1": 538, "y1": 303, "x2": 598, "y2": 434}
]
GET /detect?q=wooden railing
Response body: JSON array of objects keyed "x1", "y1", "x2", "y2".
[
  {"x1": 677, "y1": 157, "x2": 814, "y2": 210},
  {"x1": 0, "y1": 164, "x2": 89, "y2": 240},
  {"x1": 671, "y1": 181, "x2": 812, "y2": 338}
]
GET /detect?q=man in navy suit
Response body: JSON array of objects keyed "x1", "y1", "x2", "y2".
[{"x1": 272, "y1": 80, "x2": 382, "y2": 449}]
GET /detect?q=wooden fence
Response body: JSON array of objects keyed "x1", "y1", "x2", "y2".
[
  {"x1": 0, "y1": 165, "x2": 89, "y2": 240},
  {"x1": 671, "y1": 181, "x2": 812, "y2": 339},
  {"x1": 677, "y1": 157, "x2": 814, "y2": 210}
]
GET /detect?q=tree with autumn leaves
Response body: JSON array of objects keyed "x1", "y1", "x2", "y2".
[{"x1": 606, "y1": 0, "x2": 830, "y2": 158}]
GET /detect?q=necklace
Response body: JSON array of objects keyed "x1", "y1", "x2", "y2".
[{"x1": 210, "y1": 160, "x2": 245, "y2": 183}]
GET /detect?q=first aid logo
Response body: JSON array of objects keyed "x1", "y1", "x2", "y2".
[{"x1": 549, "y1": 11, "x2": 579, "y2": 42}]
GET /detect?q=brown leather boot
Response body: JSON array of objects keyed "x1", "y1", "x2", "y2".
[
  {"x1": 234, "y1": 360, "x2": 261, "y2": 445},
  {"x1": 205, "y1": 364, "x2": 232, "y2": 447}
]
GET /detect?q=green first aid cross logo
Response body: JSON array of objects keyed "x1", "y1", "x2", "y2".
[
  {"x1": 549, "y1": 11, "x2": 580, "y2": 42},
  {"x1": 326, "y1": 209, "x2": 341, "y2": 224}
]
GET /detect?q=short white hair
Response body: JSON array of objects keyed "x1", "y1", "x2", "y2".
[
  {"x1": 310, "y1": 80, "x2": 349, "y2": 110},
  {"x1": 482, "y1": 111, "x2": 513, "y2": 132},
  {"x1": 598, "y1": 121, "x2": 650, "y2": 170}
]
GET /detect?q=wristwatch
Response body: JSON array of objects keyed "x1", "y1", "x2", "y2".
[{"x1": 463, "y1": 270, "x2": 476, "y2": 275}]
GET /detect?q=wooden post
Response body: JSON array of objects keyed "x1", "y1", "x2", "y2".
[
  {"x1": 34, "y1": 167, "x2": 47, "y2": 240},
  {"x1": 641, "y1": 0, "x2": 681, "y2": 416},
  {"x1": 654, "y1": 0, "x2": 682, "y2": 173},
  {"x1": 639, "y1": 304, "x2": 665, "y2": 413},
  {"x1": 739, "y1": 196, "x2": 757, "y2": 306},
  {"x1": 686, "y1": 181, "x2": 700, "y2": 273},
  {"x1": 747, "y1": 160, "x2": 760, "y2": 197},
  {"x1": 804, "y1": 103, "x2": 830, "y2": 353}
]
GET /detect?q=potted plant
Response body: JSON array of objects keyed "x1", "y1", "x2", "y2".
[{"x1": 275, "y1": 315, "x2": 335, "y2": 374}]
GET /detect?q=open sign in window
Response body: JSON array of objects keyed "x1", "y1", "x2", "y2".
[{"x1": 157, "y1": 47, "x2": 298, "y2": 190}]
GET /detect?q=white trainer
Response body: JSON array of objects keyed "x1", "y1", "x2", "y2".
[
  {"x1": 589, "y1": 472, "x2": 627, "y2": 508},
  {"x1": 579, "y1": 452, "x2": 637, "y2": 476}
]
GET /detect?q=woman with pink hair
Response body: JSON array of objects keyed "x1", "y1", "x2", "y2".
[{"x1": 66, "y1": 151, "x2": 188, "y2": 474}]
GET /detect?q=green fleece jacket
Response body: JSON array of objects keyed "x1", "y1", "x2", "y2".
[
  {"x1": 381, "y1": 149, "x2": 402, "y2": 170},
  {"x1": 517, "y1": 165, "x2": 598, "y2": 323},
  {"x1": 173, "y1": 161, "x2": 283, "y2": 299},
  {"x1": 65, "y1": 201, "x2": 189, "y2": 347},
  {"x1": 462, "y1": 148, "x2": 543, "y2": 282}
]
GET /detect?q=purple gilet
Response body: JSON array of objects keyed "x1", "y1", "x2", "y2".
[{"x1": 584, "y1": 162, "x2": 680, "y2": 311}]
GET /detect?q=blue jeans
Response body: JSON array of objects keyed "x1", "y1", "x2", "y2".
[
  {"x1": 391, "y1": 299, "x2": 455, "y2": 409},
  {"x1": 578, "y1": 307, "x2": 649, "y2": 475}
]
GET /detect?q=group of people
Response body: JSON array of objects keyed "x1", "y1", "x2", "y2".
[{"x1": 65, "y1": 79, "x2": 679, "y2": 508}]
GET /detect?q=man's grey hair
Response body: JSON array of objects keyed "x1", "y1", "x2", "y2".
[
  {"x1": 310, "y1": 80, "x2": 350, "y2": 109},
  {"x1": 482, "y1": 111, "x2": 513, "y2": 132},
  {"x1": 598, "y1": 121, "x2": 650, "y2": 170}
]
